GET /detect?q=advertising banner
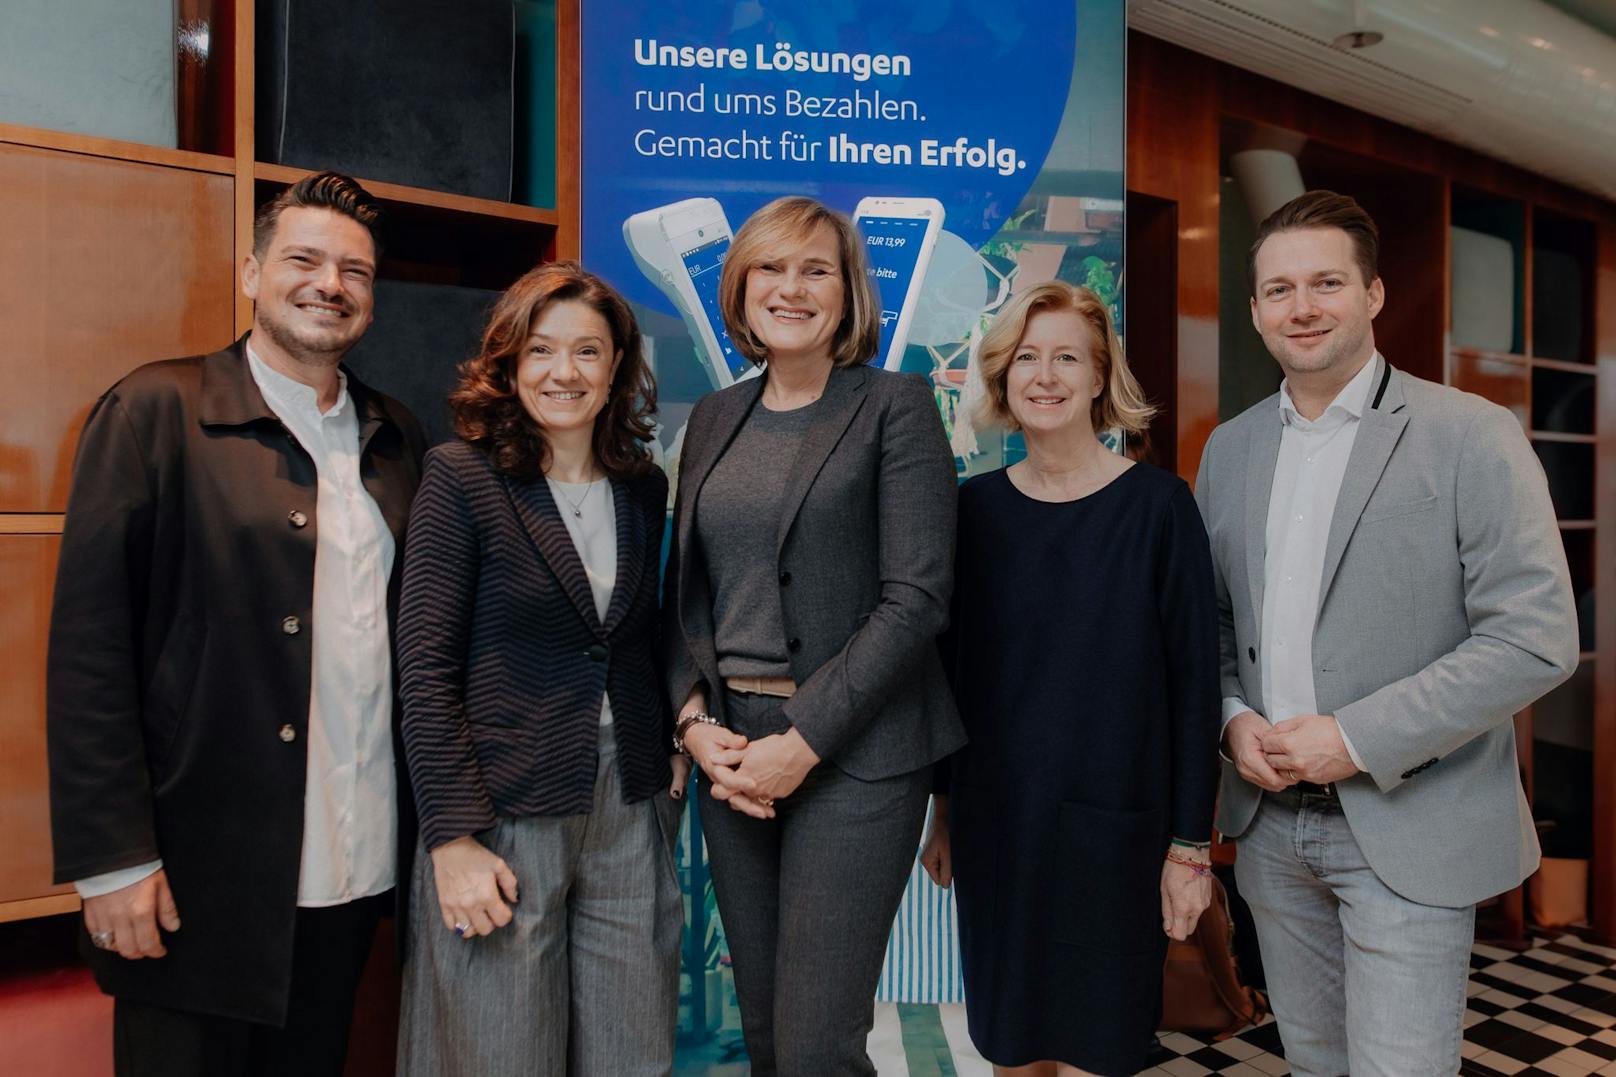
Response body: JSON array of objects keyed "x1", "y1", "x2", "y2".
[{"x1": 581, "y1": 0, "x2": 1125, "y2": 1056}]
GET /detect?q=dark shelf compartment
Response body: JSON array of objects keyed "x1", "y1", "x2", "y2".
[
  {"x1": 252, "y1": 176, "x2": 553, "y2": 292},
  {"x1": 1534, "y1": 440, "x2": 1595, "y2": 522},
  {"x1": 1561, "y1": 528, "x2": 1597, "y2": 653},
  {"x1": 1531, "y1": 208, "x2": 1597, "y2": 366},
  {"x1": 1532, "y1": 365, "x2": 1598, "y2": 435},
  {"x1": 1533, "y1": 663, "x2": 1595, "y2": 860},
  {"x1": 1451, "y1": 186, "x2": 1526, "y2": 357}
]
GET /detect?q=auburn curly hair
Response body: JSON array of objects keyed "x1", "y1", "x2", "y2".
[{"x1": 449, "y1": 261, "x2": 657, "y2": 480}]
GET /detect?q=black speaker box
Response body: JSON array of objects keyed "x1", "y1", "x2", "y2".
[
  {"x1": 343, "y1": 279, "x2": 501, "y2": 446},
  {"x1": 259, "y1": 0, "x2": 515, "y2": 201}
]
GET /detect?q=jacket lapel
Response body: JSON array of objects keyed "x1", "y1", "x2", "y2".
[
  {"x1": 503, "y1": 475, "x2": 603, "y2": 633},
  {"x1": 775, "y1": 366, "x2": 870, "y2": 553},
  {"x1": 346, "y1": 369, "x2": 411, "y2": 543},
  {"x1": 1245, "y1": 405, "x2": 1283, "y2": 628},
  {"x1": 674, "y1": 378, "x2": 765, "y2": 597},
  {"x1": 1317, "y1": 363, "x2": 1409, "y2": 613},
  {"x1": 601, "y1": 478, "x2": 645, "y2": 635}
]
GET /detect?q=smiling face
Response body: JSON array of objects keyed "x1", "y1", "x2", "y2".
[
  {"x1": 1004, "y1": 307, "x2": 1106, "y2": 437},
  {"x1": 241, "y1": 206, "x2": 377, "y2": 366},
  {"x1": 1250, "y1": 226, "x2": 1383, "y2": 382},
  {"x1": 741, "y1": 220, "x2": 847, "y2": 366},
  {"x1": 514, "y1": 298, "x2": 621, "y2": 439}
]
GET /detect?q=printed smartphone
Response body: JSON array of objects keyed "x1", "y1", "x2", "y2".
[
  {"x1": 623, "y1": 198, "x2": 749, "y2": 388},
  {"x1": 853, "y1": 196, "x2": 945, "y2": 370}
]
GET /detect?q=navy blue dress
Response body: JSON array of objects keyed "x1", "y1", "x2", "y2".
[{"x1": 943, "y1": 464, "x2": 1219, "y2": 1074}]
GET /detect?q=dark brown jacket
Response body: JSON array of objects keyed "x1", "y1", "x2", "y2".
[{"x1": 46, "y1": 337, "x2": 427, "y2": 1025}]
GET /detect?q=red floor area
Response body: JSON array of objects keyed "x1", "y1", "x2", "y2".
[
  {"x1": 0, "y1": 912, "x2": 400, "y2": 1076},
  {"x1": 0, "y1": 915, "x2": 112, "y2": 1077}
]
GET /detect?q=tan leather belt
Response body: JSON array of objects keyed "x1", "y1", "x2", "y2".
[{"x1": 723, "y1": 675, "x2": 797, "y2": 698}]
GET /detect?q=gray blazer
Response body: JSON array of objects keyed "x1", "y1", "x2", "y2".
[
  {"x1": 1194, "y1": 358, "x2": 1578, "y2": 908},
  {"x1": 663, "y1": 364, "x2": 965, "y2": 779}
]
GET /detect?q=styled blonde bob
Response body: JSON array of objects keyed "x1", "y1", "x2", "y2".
[
  {"x1": 975, "y1": 280, "x2": 1156, "y2": 436},
  {"x1": 718, "y1": 196, "x2": 882, "y2": 367}
]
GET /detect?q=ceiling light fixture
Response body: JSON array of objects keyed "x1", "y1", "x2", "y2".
[{"x1": 1331, "y1": 29, "x2": 1384, "y2": 49}]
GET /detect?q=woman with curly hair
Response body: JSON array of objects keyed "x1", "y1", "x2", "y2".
[{"x1": 395, "y1": 261, "x2": 685, "y2": 1075}]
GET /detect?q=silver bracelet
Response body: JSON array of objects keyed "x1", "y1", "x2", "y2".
[{"x1": 672, "y1": 711, "x2": 719, "y2": 756}]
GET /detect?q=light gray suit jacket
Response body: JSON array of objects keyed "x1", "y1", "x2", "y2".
[
  {"x1": 1194, "y1": 357, "x2": 1578, "y2": 907},
  {"x1": 663, "y1": 364, "x2": 965, "y2": 779}
]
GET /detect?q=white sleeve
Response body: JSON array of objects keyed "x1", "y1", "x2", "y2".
[{"x1": 75, "y1": 859, "x2": 162, "y2": 899}]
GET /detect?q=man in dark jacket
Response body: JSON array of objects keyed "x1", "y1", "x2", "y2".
[{"x1": 46, "y1": 172, "x2": 427, "y2": 1077}]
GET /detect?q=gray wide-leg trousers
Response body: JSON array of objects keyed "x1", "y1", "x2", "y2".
[{"x1": 399, "y1": 724, "x2": 684, "y2": 1076}]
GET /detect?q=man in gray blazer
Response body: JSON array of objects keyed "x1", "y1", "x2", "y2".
[{"x1": 1194, "y1": 190, "x2": 1577, "y2": 1076}]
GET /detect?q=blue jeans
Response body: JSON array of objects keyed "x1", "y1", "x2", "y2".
[{"x1": 1234, "y1": 789, "x2": 1475, "y2": 1077}]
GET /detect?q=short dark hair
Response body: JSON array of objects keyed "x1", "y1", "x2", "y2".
[
  {"x1": 1248, "y1": 190, "x2": 1379, "y2": 296},
  {"x1": 252, "y1": 171, "x2": 384, "y2": 258},
  {"x1": 449, "y1": 260, "x2": 657, "y2": 481}
]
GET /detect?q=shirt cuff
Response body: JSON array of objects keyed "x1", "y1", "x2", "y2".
[
  {"x1": 1221, "y1": 695, "x2": 1256, "y2": 729},
  {"x1": 1334, "y1": 718, "x2": 1366, "y2": 772},
  {"x1": 75, "y1": 860, "x2": 162, "y2": 899}
]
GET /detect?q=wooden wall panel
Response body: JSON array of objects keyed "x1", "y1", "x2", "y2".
[
  {"x1": 1593, "y1": 223, "x2": 1616, "y2": 940},
  {"x1": 0, "y1": 536, "x2": 67, "y2": 904},
  {"x1": 1452, "y1": 353, "x2": 1530, "y2": 428},
  {"x1": 0, "y1": 145, "x2": 235, "y2": 512},
  {"x1": 1127, "y1": 30, "x2": 1616, "y2": 478},
  {"x1": 1126, "y1": 35, "x2": 1221, "y2": 482},
  {"x1": 553, "y1": 0, "x2": 579, "y2": 261},
  {"x1": 1125, "y1": 191, "x2": 1180, "y2": 474}
]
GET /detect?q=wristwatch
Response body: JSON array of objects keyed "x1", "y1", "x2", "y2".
[{"x1": 672, "y1": 711, "x2": 719, "y2": 756}]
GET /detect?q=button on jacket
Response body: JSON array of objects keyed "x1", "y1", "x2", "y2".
[
  {"x1": 396, "y1": 442, "x2": 672, "y2": 853},
  {"x1": 46, "y1": 337, "x2": 426, "y2": 1025}
]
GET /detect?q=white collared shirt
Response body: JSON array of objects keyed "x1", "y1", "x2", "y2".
[
  {"x1": 75, "y1": 343, "x2": 398, "y2": 905},
  {"x1": 1223, "y1": 352, "x2": 1380, "y2": 769}
]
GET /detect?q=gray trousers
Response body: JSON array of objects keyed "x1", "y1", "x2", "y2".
[
  {"x1": 700, "y1": 689, "x2": 931, "y2": 1077},
  {"x1": 399, "y1": 724, "x2": 684, "y2": 1077},
  {"x1": 1235, "y1": 789, "x2": 1476, "y2": 1077}
]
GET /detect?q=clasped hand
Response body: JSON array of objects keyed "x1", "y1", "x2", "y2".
[
  {"x1": 683, "y1": 722, "x2": 819, "y2": 820},
  {"x1": 1226, "y1": 710, "x2": 1358, "y2": 791}
]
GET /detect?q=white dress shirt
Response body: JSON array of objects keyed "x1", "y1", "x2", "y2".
[
  {"x1": 547, "y1": 476, "x2": 618, "y2": 726},
  {"x1": 1222, "y1": 353, "x2": 1380, "y2": 769},
  {"x1": 77, "y1": 344, "x2": 398, "y2": 905}
]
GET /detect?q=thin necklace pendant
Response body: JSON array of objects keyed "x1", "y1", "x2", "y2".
[{"x1": 549, "y1": 475, "x2": 595, "y2": 518}]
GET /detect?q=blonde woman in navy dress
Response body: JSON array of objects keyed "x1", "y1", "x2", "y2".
[{"x1": 921, "y1": 281, "x2": 1219, "y2": 1076}]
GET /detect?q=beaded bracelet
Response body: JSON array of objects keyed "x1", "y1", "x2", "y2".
[
  {"x1": 1165, "y1": 849, "x2": 1213, "y2": 877},
  {"x1": 672, "y1": 711, "x2": 719, "y2": 756}
]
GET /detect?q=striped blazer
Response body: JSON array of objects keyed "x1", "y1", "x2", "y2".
[{"x1": 398, "y1": 440, "x2": 671, "y2": 852}]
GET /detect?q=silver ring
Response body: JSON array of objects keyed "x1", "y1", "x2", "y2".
[
  {"x1": 758, "y1": 796, "x2": 775, "y2": 808},
  {"x1": 91, "y1": 929, "x2": 115, "y2": 949},
  {"x1": 452, "y1": 922, "x2": 471, "y2": 938},
  {"x1": 1285, "y1": 770, "x2": 1297, "y2": 782}
]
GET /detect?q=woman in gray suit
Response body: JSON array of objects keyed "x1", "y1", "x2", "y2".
[{"x1": 663, "y1": 196, "x2": 963, "y2": 1075}]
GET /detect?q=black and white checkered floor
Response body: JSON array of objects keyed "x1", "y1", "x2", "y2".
[
  {"x1": 1139, "y1": 930, "x2": 1616, "y2": 1076},
  {"x1": 686, "y1": 930, "x2": 1616, "y2": 1074}
]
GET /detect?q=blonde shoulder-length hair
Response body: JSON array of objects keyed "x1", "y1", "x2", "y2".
[
  {"x1": 717, "y1": 196, "x2": 882, "y2": 368},
  {"x1": 975, "y1": 281, "x2": 1156, "y2": 436}
]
